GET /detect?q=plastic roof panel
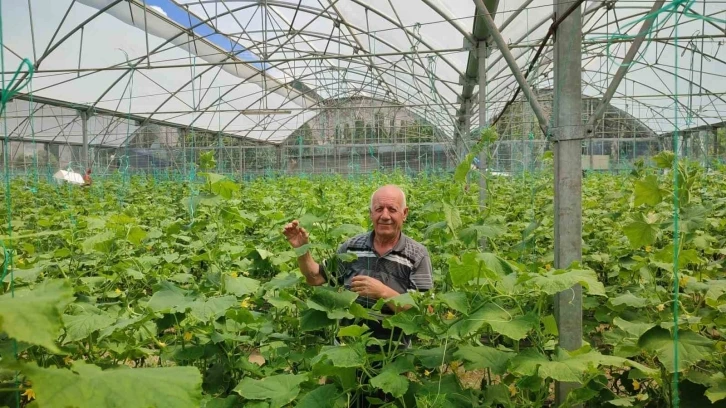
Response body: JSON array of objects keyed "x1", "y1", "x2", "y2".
[{"x1": 1, "y1": 0, "x2": 724, "y2": 147}]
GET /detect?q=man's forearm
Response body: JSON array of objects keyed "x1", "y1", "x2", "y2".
[{"x1": 297, "y1": 252, "x2": 325, "y2": 286}]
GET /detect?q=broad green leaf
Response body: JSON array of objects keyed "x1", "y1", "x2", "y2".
[
  {"x1": 448, "y1": 252, "x2": 500, "y2": 288},
  {"x1": 234, "y1": 374, "x2": 308, "y2": 408},
  {"x1": 634, "y1": 175, "x2": 665, "y2": 206},
  {"x1": 438, "y1": 292, "x2": 468, "y2": 314},
  {"x1": 447, "y1": 305, "x2": 491, "y2": 339},
  {"x1": 387, "y1": 292, "x2": 418, "y2": 310},
  {"x1": 299, "y1": 309, "x2": 334, "y2": 332},
  {"x1": 306, "y1": 287, "x2": 358, "y2": 319},
  {"x1": 612, "y1": 317, "x2": 655, "y2": 338},
  {"x1": 146, "y1": 284, "x2": 195, "y2": 313},
  {"x1": 638, "y1": 327, "x2": 715, "y2": 373},
  {"x1": 609, "y1": 292, "x2": 648, "y2": 308},
  {"x1": 98, "y1": 315, "x2": 145, "y2": 340},
  {"x1": 298, "y1": 213, "x2": 325, "y2": 230},
  {"x1": 510, "y1": 349, "x2": 593, "y2": 383},
  {"x1": 22, "y1": 361, "x2": 202, "y2": 408},
  {"x1": 653, "y1": 150, "x2": 675, "y2": 169},
  {"x1": 706, "y1": 372, "x2": 726, "y2": 403},
  {"x1": 488, "y1": 313, "x2": 538, "y2": 341},
  {"x1": 408, "y1": 374, "x2": 477, "y2": 407},
  {"x1": 62, "y1": 312, "x2": 115, "y2": 343},
  {"x1": 223, "y1": 275, "x2": 261, "y2": 297},
  {"x1": 189, "y1": 296, "x2": 238, "y2": 322},
  {"x1": 127, "y1": 226, "x2": 147, "y2": 245},
  {"x1": 329, "y1": 224, "x2": 365, "y2": 238},
  {"x1": 458, "y1": 224, "x2": 505, "y2": 245},
  {"x1": 442, "y1": 202, "x2": 462, "y2": 232},
  {"x1": 624, "y1": 212, "x2": 659, "y2": 249},
  {"x1": 477, "y1": 252, "x2": 515, "y2": 277},
  {"x1": 412, "y1": 347, "x2": 452, "y2": 369},
  {"x1": 679, "y1": 204, "x2": 708, "y2": 233},
  {"x1": 525, "y1": 269, "x2": 605, "y2": 296},
  {"x1": 383, "y1": 309, "x2": 425, "y2": 335},
  {"x1": 370, "y1": 357, "x2": 414, "y2": 398},
  {"x1": 337, "y1": 324, "x2": 369, "y2": 338},
  {"x1": 2, "y1": 266, "x2": 43, "y2": 283},
  {"x1": 201, "y1": 396, "x2": 240, "y2": 408},
  {"x1": 542, "y1": 314, "x2": 559, "y2": 336},
  {"x1": 311, "y1": 346, "x2": 364, "y2": 368},
  {"x1": 210, "y1": 178, "x2": 240, "y2": 199},
  {"x1": 296, "y1": 384, "x2": 340, "y2": 408},
  {"x1": 454, "y1": 345, "x2": 514, "y2": 375},
  {"x1": 0, "y1": 279, "x2": 73, "y2": 352},
  {"x1": 82, "y1": 231, "x2": 115, "y2": 253},
  {"x1": 608, "y1": 397, "x2": 635, "y2": 406},
  {"x1": 705, "y1": 280, "x2": 726, "y2": 308}
]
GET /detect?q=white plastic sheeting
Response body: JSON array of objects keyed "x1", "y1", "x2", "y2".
[{"x1": 1, "y1": 0, "x2": 724, "y2": 146}]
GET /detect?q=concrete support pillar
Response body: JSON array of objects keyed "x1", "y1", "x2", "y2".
[{"x1": 553, "y1": 0, "x2": 583, "y2": 403}]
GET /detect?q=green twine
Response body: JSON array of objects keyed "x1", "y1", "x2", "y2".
[
  {"x1": 0, "y1": 5, "x2": 35, "y2": 408},
  {"x1": 671, "y1": 8, "x2": 681, "y2": 407}
]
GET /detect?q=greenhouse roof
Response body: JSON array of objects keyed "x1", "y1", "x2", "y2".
[{"x1": 1, "y1": 0, "x2": 724, "y2": 146}]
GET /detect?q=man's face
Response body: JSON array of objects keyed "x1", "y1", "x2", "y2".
[{"x1": 370, "y1": 188, "x2": 408, "y2": 240}]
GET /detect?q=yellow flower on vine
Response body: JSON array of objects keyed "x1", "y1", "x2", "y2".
[
  {"x1": 115, "y1": 288, "x2": 122, "y2": 295},
  {"x1": 445, "y1": 311, "x2": 456, "y2": 320},
  {"x1": 632, "y1": 379, "x2": 641, "y2": 390},
  {"x1": 679, "y1": 275, "x2": 689, "y2": 288},
  {"x1": 509, "y1": 383, "x2": 517, "y2": 397},
  {"x1": 645, "y1": 246, "x2": 652, "y2": 253},
  {"x1": 183, "y1": 332, "x2": 193, "y2": 342},
  {"x1": 240, "y1": 298, "x2": 252, "y2": 309},
  {"x1": 22, "y1": 389, "x2": 36, "y2": 401},
  {"x1": 424, "y1": 369, "x2": 431, "y2": 376},
  {"x1": 230, "y1": 272, "x2": 238, "y2": 278},
  {"x1": 656, "y1": 304, "x2": 665, "y2": 312},
  {"x1": 545, "y1": 264, "x2": 552, "y2": 271}
]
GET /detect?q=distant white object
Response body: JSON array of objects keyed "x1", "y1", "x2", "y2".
[{"x1": 53, "y1": 170, "x2": 85, "y2": 185}]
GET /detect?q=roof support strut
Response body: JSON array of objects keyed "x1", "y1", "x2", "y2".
[
  {"x1": 585, "y1": 0, "x2": 666, "y2": 133},
  {"x1": 471, "y1": 0, "x2": 549, "y2": 134}
]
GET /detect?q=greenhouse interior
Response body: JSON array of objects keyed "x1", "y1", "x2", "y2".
[{"x1": 0, "y1": 0, "x2": 725, "y2": 407}]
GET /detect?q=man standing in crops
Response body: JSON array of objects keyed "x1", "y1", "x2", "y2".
[{"x1": 283, "y1": 184, "x2": 433, "y2": 348}]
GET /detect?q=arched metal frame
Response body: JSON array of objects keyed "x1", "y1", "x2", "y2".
[{"x1": 3, "y1": 0, "x2": 724, "y2": 146}]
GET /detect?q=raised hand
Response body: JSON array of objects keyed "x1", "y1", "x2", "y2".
[{"x1": 282, "y1": 220, "x2": 309, "y2": 248}]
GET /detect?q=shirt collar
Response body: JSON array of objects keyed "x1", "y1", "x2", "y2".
[{"x1": 366, "y1": 230, "x2": 408, "y2": 252}]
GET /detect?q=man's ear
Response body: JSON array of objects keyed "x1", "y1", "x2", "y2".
[{"x1": 403, "y1": 207, "x2": 409, "y2": 219}]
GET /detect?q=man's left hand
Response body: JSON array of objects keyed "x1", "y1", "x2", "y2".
[{"x1": 349, "y1": 276, "x2": 395, "y2": 299}]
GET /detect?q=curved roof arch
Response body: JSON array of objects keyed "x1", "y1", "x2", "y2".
[{"x1": 1, "y1": 0, "x2": 724, "y2": 147}]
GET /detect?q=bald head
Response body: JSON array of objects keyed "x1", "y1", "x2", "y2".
[{"x1": 370, "y1": 185, "x2": 406, "y2": 211}]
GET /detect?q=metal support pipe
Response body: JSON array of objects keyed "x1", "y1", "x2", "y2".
[
  {"x1": 478, "y1": 42, "x2": 488, "y2": 214},
  {"x1": 585, "y1": 0, "x2": 665, "y2": 132},
  {"x1": 80, "y1": 110, "x2": 89, "y2": 169},
  {"x1": 553, "y1": 0, "x2": 583, "y2": 404},
  {"x1": 472, "y1": 0, "x2": 549, "y2": 134}
]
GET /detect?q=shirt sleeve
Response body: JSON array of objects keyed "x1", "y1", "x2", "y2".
[
  {"x1": 318, "y1": 241, "x2": 349, "y2": 287},
  {"x1": 410, "y1": 250, "x2": 433, "y2": 291}
]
